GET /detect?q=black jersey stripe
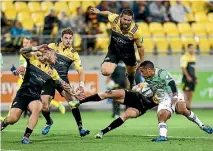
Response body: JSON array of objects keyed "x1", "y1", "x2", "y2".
[
  {"x1": 113, "y1": 16, "x2": 119, "y2": 24},
  {"x1": 131, "y1": 24, "x2": 139, "y2": 34}
]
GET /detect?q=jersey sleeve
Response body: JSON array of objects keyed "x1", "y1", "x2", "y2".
[
  {"x1": 19, "y1": 55, "x2": 27, "y2": 67},
  {"x1": 51, "y1": 69, "x2": 60, "y2": 81},
  {"x1": 108, "y1": 13, "x2": 119, "y2": 23},
  {"x1": 134, "y1": 28, "x2": 143, "y2": 48},
  {"x1": 73, "y1": 53, "x2": 83, "y2": 71},
  {"x1": 159, "y1": 70, "x2": 174, "y2": 85},
  {"x1": 180, "y1": 55, "x2": 188, "y2": 68},
  {"x1": 48, "y1": 43, "x2": 56, "y2": 50}
]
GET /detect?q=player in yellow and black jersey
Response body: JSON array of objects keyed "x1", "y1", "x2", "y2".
[
  {"x1": 40, "y1": 28, "x2": 89, "y2": 137},
  {"x1": 90, "y1": 8, "x2": 144, "y2": 89},
  {"x1": 0, "y1": 45, "x2": 76, "y2": 144},
  {"x1": 180, "y1": 44, "x2": 198, "y2": 110}
]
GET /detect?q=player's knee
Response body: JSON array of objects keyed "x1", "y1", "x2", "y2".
[
  {"x1": 176, "y1": 107, "x2": 189, "y2": 116},
  {"x1": 101, "y1": 69, "x2": 111, "y2": 76},
  {"x1": 157, "y1": 110, "x2": 171, "y2": 121},
  {"x1": 9, "y1": 115, "x2": 19, "y2": 124},
  {"x1": 42, "y1": 101, "x2": 49, "y2": 111},
  {"x1": 120, "y1": 112, "x2": 130, "y2": 121}
]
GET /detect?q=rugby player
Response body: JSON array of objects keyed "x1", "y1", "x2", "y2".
[
  {"x1": 90, "y1": 8, "x2": 144, "y2": 89},
  {"x1": 0, "y1": 45, "x2": 76, "y2": 144},
  {"x1": 72, "y1": 61, "x2": 212, "y2": 141},
  {"x1": 180, "y1": 44, "x2": 197, "y2": 110},
  {"x1": 138, "y1": 61, "x2": 212, "y2": 142},
  {"x1": 10, "y1": 37, "x2": 66, "y2": 118},
  {"x1": 41, "y1": 28, "x2": 89, "y2": 137}
]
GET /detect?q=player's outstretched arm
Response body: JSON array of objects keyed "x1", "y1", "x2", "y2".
[
  {"x1": 90, "y1": 7, "x2": 111, "y2": 17},
  {"x1": 56, "y1": 79, "x2": 76, "y2": 96},
  {"x1": 20, "y1": 44, "x2": 48, "y2": 58}
]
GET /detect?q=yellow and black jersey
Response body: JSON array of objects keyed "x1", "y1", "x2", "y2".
[
  {"x1": 48, "y1": 42, "x2": 82, "y2": 82},
  {"x1": 180, "y1": 52, "x2": 196, "y2": 80},
  {"x1": 18, "y1": 54, "x2": 60, "y2": 98},
  {"x1": 108, "y1": 13, "x2": 143, "y2": 49}
]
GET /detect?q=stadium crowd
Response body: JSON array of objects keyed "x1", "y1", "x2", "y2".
[{"x1": 1, "y1": 1, "x2": 213, "y2": 54}]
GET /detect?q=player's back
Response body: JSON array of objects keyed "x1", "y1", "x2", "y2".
[{"x1": 18, "y1": 55, "x2": 59, "y2": 98}]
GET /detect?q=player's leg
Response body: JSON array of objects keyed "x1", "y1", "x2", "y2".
[
  {"x1": 1, "y1": 95, "x2": 25, "y2": 130},
  {"x1": 175, "y1": 93, "x2": 212, "y2": 134},
  {"x1": 50, "y1": 99, "x2": 65, "y2": 114},
  {"x1": 183, "y1": 82, "x2": 194, "y2": 110},
  {"x1": 80, "y1": 89, "x2": 126, "y2": 105},
  {"x1": 41, "y1": 95, "x2": 53, "y2": 135},
  {"x1": 95, "y1": 107, "x2": 140, "y2": 139},
  {"x1": 124, "y1": 57, "x2": 137, "y2": 89},
  {"x1": 61, "y1": 90, "x2": 90, "y2": 137},
  {"x1": 22, "y1": 99, "x2": 42, "y2": 144},
  {"x1": 101, "y1": 51, "x2": 118, "y2": 76},
  {"x1": 152, "y1": 97, "x2": 172, "y2": 142},
  {"x1": 1, "y1": 108, "x2": 22, "y2": 131},
  {"x1": 112, "y1": 100, "x2": 120, "y2": 118},
  {"x1": 40, "y1": 80, "x2": 56, "y2": 135},
  {"x1": 126, "y1": 65, "x2": 137, "y2": 89}
]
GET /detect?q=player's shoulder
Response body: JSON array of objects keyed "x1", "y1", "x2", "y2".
[
  {"x1": 180, "y1": 54, "x2": 188, "y2": 61},
  {"x1": 48, "y1": 43, "x2": 57, "y2": 49},
  {"x1": 156, "y1": 68, "x2": 168, "y2": 77},
  {"x1": 131, "y1": 23, "x2": 142, "y2": 37},
  {"x1": 108, "y1": 13, "x2": 119, "y2": 23}
]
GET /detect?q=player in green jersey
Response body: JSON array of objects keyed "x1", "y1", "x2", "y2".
[{"x1": 138, "y1": 61, "x2": 212, "y2": 142}]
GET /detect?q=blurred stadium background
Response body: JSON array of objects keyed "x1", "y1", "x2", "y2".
[{"x1": 1, "y1": 0, "x2": 213, "y2": 109}]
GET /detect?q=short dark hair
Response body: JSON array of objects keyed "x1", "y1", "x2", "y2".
[
  {"x1": 120, "y1": 9, "x2": 134, "y2": 18},
  {"x1": 139, "y1": 61, "x2": 154, "y2": 69},
  {"x1": 187, "y1": 43, "x2": 193, "y2": 48},
  {"x1": 61, "y1": 28, "x2": 73, "y2": 37},
  {"x1": 23, "y1": 36, "x2": 32, "y2": 41}
]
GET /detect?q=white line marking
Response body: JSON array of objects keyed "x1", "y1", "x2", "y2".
[
  {"x1": 146, "y1": 134, "x2": 213, "y2": 140},
  {"x1": 3, "y1": 130, "x2": 213, "y2": 140}
]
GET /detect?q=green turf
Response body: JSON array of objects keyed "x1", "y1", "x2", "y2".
[{"x1": 1, "y1": 110, "x2": 213, "y2": 151}]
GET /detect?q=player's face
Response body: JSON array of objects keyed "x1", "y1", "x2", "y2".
[
  {"x1": 188, "y1": 45, "x2": 195, "y2": 55},
  {"x1": 22, "y1": 38, "x2": 31, "y2": 48},
  {"x1": 140, "y1": 68, "x2": 153, "y2": 78},
  {"x1": 61, "y1": 34, "x2": 73, "y2": 48},
  {"x1": 120, "y1": 14, "x2": 133, "y2": 30},
  {"x1": 48, "y1": 51, "x2": 56, "y2": 65}
]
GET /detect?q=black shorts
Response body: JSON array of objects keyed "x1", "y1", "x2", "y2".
[
  {"x1": 183, "y1": 81, "x2": 196, "y2": 91},
  {"x1": 103, "y1": 50, "x2": 137, "y2": 66},
  {"x1": 41, "y1": 78, "x2": 68, "y2": 98},
  {"x1": 123, "y1": 90, "x2": 147, "y2": 116},
  {"x1": 11, "y1": 94, "x2": 41, "y2": 111},
  {"x1": 41, "y1": 79, "x2": 56, "y2": 97}
]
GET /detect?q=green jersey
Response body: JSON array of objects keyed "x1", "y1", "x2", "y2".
[{"x1": 143, "y1": 68, "x2": 174, "y2": 99}]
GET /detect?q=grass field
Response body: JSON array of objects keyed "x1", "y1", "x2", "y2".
[{"x1": 1, "y1": 110, "x2": 213, "y2": 151}]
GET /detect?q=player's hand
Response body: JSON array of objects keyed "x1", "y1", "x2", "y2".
[
  {"x1": 76, "y1": 86, "x2": 84, "y2": 96},
  {"x1": 195, "y1": 79, "x2": 198, "y2": 84},
  {"x1": 90, "y1": 8, "x2": 100, "y2": 14},
  {"x1": 186, "y1": 76, "x2": 193, "y2": 82},
  {"x1": 16, "y1": 66, "x2": 25, "y2": 75},
  {"x1": 37, "y1": 44, "x2": 48, "y2": 52},
  {"x1": 171, "y1": 95, "x2": 178, "y2": 106}
]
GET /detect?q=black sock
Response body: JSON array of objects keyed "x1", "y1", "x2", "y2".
[
  {"x1": 42, "y1": 111, "x2": 52, "y2": 125},
  {"x1": 2, "y1": 120, "x2": 8, "y2": 128},
  {"x1": 101, "y1": 117, "x2": 124, "y2": 135},
  {"x1": 24, "y1": 127, "x2": 33, "y2": 138},
  {"x1": 127, "y1": 74, "x2": 136, "y2": 88},
  {"x1": 71, "y1": 108, "x2": 83, "y2": 130},
  {"x1": 80, "y1": 94, "x2": 102, "y2": 104}
]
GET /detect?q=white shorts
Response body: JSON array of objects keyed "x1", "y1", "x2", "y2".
[{"x1": 157, "y1": 93, "x2": 185, "y2": 114}]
